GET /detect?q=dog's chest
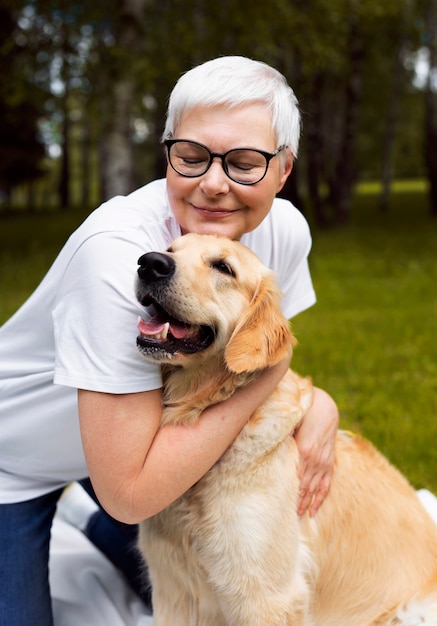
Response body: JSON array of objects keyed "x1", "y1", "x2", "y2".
[{"x1": 143, "y1": 427, "x2": 298, "y2": 554}]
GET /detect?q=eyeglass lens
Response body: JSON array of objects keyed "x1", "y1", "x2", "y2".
[{"x1": 168, "y1": 141, "x2": 269, "y2": 184}]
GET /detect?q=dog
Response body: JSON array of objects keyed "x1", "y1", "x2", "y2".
[{"x1": 135, "y1": 233, "x2": 437, "y2": 626}]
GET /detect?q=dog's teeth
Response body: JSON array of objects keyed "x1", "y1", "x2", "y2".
[{"x1": 161, "y1": 322, "x2": 170, "y2": 340}]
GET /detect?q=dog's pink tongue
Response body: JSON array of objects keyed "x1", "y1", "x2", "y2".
[{"x1": 138, "y1": 317, "x2": 190, "y2": 339}]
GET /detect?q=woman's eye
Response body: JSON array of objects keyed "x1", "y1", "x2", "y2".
[
  {"x1": 232, "y1": 161, "x2": 254, "y2": 172},
  {"x1": 212, "y1": 261, "x2": 235, "y2": 277}
]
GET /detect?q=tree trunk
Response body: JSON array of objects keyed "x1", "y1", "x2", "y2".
[
  {"x1": 100, "y1": 80, "x2": 135, "y2": 200},
  {"x1": 59, "y1": 94, "x2": 70, "y2": 209},
  {"x1": 81, "y1": 115, "x2": 91, "y2": 209},
  {"x1": 330, "y1": 20, "x2": 365, "y2": 225},
  {"x1": 100, "y1": 0, "x2": 146, "y2": 200},
  {"x1": 424, "y1": 0, "x2": 437, "y2": 217},
  {"x1": 26, "y1": 181, "x2": 35, "y2": 212},
  {"x1": 380, "y1": 38, "x2": 408, "y2": 212},
  {"x1": 305, "y1": 73, "x2": 329, "y2": 228}
]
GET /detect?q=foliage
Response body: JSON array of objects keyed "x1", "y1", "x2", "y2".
[{"x1": 2, "y1": 0, "x2": 437, "y2": 218}]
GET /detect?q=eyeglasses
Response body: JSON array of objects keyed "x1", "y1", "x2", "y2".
[{"x1": 164, "y1": 139, "x2": 286, "y2": 185}]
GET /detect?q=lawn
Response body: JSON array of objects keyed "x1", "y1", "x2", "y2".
[
  {"x1": 1, "y1": 190, "x2": 436, "y2": 491},
  {"x1": 0, "y1": 208, "x2": 91, "y2": 322},
  {"x1": 291, "y1": 190, "x2": 437, "y2": 491}
]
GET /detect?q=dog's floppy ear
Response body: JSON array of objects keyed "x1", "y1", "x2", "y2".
[{"x1": 224, "y1": 274, "x2": 296, "y2": 374}]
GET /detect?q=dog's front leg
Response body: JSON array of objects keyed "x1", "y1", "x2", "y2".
[
  {"x1": 213, "y1": 541, "x2": 311, "y2": 626},
  {"x1": 151, "y1": 582, "x2": 226, "y2": 626},
  {"x1": 139, "y1": 514, "x2": 227, "y2": 626},
  {"x1": 197, "y1": 442, "x2": 312, "y2": 626}
]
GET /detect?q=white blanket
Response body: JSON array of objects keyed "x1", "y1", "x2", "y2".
[
  {"x1": 50, "y1": 517, "x2": 153, "y2": 626},
  {"x1": 49, "y1": 489, "x2": 437, "y2": 626}
]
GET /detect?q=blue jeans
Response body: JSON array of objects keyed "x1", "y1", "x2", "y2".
[
  {"x1": 0, "y1": 488, "x2": 63, "y2": 626},
  {"x1": 0, "y1": 481, "x2": 151, "y2": 626},
  {"x1": 79, "y1": 479, "x2": 151, "y2": 607}
]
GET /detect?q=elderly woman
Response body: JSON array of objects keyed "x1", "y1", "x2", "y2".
[{"x1": 0, "y1": 56, "x2": 338, "y2": 625}]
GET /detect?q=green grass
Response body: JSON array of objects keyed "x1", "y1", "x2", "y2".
[
  {"x1": 291, "y1": 191, "x2": 437, "y2": 491},
  {"x1": 356, "y1": 178, "x2": 429, "y2": 194},
  {"x1": 1, "y1": 192, "x2": 436, "y2": 491},
  {"x1": 0, "y1": 208, "x2": 91, "y2": 321}
]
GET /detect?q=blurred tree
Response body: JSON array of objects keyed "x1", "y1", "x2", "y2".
[
  {"x1": 328, "y1": 10, "x2": 366, "y2": 225},
  {"x1": 98, "y1": 0, "x2": 147, "y2": 199},
  {"x1": 7, "y1": 0, "x2": 98, "y2": 207},
  {"x1": 423, "y1": 0, "x2": 437, "y2": 216},
  {"x1": 0, "y1": 3, "x2": 46, "y2": 203},
  {"x1": 379, "y1": 10, "x2": 412, "y2": 212},
  {"x1": 9, "y1": 0, "x2": 151, "y2": 204},
  {"x1": 277, "y1": 0, "x2": 416, "y2": 225},
  {"x1": 2, "y1": 0, "x2": 434, "y2": 220}
]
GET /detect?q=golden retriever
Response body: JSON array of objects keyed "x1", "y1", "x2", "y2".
[{"x1": 135, "y1": 233, "x2": 437, "y2": 626}]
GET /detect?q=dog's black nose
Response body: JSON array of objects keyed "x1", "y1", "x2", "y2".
[{"x1": 137, "y1": 252, "x2": 175, "y2": 282}]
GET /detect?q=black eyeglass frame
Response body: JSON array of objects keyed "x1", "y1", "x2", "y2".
[{"x1": 164, "y1": 139, "x2": 286, "y2": 185}]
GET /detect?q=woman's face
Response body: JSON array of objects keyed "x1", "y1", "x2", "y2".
[{"x1": 166, "y1": 103, "x2": 293, "y2": 240}]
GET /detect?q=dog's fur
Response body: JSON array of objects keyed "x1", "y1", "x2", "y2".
[{"x1": 135, "y1": 233, "x2": 437, "y2": 626}]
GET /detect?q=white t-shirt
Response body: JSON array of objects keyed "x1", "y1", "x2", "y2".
[{"x1": 0, "y1": 179, "x2": 316, "y2": 503}]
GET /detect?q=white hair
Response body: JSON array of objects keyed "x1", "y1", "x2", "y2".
[{"x1": 163, "y1": 56, "x2": 301, "y2": 157}]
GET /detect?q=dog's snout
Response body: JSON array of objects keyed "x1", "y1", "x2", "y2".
[{"x1": 137, "y1": 252, "x2": 175, "y2": 283}]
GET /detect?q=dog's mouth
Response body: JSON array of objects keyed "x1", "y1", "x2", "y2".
[{"x1": 137, "y1": 300, "x2": 216, "y2": 358}]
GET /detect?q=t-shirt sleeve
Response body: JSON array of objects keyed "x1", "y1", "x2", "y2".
[
  {"x1": 52, "y1": 230, "x2": 163, "y2": 393},
  {"x1": 274, "y1": 207, "x2": 316, "y2": 320},
  {"x1": 243, "y1": 199, "x2": 316, "y2": 320}
]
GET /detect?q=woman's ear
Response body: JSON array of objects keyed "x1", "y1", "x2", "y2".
[
  {"x1": 224, "y1": 274, "x2": 295, "y2": 374},
  {"x1": 276, "y1": 149, "x2": 294, "y2": 193}
]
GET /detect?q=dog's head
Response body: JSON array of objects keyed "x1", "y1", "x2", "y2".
[{"x1": 136, "y1": 233, "x2": 294, "y2": 373}]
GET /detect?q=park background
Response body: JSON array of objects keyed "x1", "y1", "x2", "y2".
[{"x1": 1, "y1": 0, "x2": 436, "y2": 492}]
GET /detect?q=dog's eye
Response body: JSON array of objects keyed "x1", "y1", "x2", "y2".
[
  {"x1": 166, "y1": 246, "x2": 173, "y2": 253},
  {"x1": 212, "y1": 261, "x2": 236, "y2": 278}
]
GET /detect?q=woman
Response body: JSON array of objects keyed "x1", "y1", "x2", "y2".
[{"x1": 0, "y1": 56, "x2": 338, "y2": 625}]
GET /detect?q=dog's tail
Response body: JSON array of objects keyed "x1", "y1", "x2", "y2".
[{"x1": 395, "y1": 594, "x2": 437, "y2": 625}]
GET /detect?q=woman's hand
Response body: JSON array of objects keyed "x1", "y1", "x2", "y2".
[{"x1": 294, "y1": 386, "x2": 339, "y2": 517}]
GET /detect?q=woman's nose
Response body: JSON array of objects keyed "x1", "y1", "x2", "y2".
[{"x1": 199, "y1": 158, "x2": 230, "y2": 195}]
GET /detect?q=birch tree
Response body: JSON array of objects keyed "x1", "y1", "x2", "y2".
[{"x1": 99, "y1": 0, "x2": 147, "y2": 200}]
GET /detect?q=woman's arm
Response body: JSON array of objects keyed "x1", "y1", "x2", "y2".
[{"x1": 78, "y1": 354, "x2": 291, "y2": 524}]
